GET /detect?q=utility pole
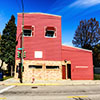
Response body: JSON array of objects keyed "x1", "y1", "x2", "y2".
[{"x1": 20, "y1": 0, "x2": 24, "y2": 83}]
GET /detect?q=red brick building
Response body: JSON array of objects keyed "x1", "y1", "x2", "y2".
[{"x1": 15, "y1": 13, "x2": 93, "y2": 81}]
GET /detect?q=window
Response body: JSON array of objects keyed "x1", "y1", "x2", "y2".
[
  {"x1": 23, "y1": 26, "x2": 34, "y2": 37},
  {"x1": 29, "y1": 65, "x2": 42, "y2": 69},
  {"x1": 46, "y1": 66, "x2": 59, "y2": 69},
  {"x1": 23, "y1": 29, "x2": 32, "y2": 36},
  {"x1": 45, "y1": 27, "x2": 56, "y2": 38}
]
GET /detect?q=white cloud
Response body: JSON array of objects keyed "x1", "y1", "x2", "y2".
[{"x1": 69, "y1": 0, "x2": 100, "y2": 8}]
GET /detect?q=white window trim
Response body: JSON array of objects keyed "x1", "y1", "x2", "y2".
[
  {"x1": 21, "y1": 25, "x2": 35, "y2": 37},
  {"x1": 32, "y1": 25, "x2": 35, "y2": 37}
]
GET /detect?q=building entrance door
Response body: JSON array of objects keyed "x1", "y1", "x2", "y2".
[
  {"x1": 67, "y1": 64, "x2": 71, "y2": 79},
  {"x1": 62, "y1": 65, "x2": 66, "y2": 79}
]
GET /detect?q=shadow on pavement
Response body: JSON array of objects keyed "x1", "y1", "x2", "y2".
[{"x1": 73, "y1": 97, "x2": 91, "y2": 100}]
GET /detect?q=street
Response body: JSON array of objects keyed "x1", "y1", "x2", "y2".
[{"x1": 0, "y1": 85, "x2": 100, "y2": 100}]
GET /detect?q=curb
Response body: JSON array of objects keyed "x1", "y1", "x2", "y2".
[
  {"x1": 0, "y1": 82, "x2": 100, "y2": 86},
  {"x1": 2, "y1": 83, "x2": 61, "y2": 86}
]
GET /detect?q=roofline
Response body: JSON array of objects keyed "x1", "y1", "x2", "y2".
[
  {"x1": 62, "y1": 44, "x2": 92, "y2": 53},
  {"x1": 17, "y1": 12, "x2": 61, "y2": 17}
]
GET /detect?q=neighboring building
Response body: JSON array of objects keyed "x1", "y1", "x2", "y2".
[
  {"x1": 94, "y1": 67, "x2": 100, "y2": 74},
  {"x1": 0, "y1": 60, "x2": 7, "y2": 70},
  {"x1": 15, "y1": 13, "x2": 93, "y2": 82}
]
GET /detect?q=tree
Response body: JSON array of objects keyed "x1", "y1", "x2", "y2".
[
  {"x1": 72, "y1": 18, "x2": 100, "y2": 50},
  {"x1": 0, "y1": 15, "x2": 16, "y2": 75},
  {"x1": 0, "y1": 33, "x2": 1, "y2": 40},
  {"x1": 0, "y1": 33, "x2": 2, "y2": 71},
  {"x1": 93, "y1": 44, "x2": 100, "y2": 67}
]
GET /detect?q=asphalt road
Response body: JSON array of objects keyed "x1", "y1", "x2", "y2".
[{"x1": 0, "y1": 85, "x2": 100, "y2": 100}]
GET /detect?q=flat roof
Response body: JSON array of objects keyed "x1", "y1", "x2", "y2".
[
  {"x1": 62, "y1": 44, "x2": 92, "y2": 53},
  {"x1": 17, "y1": 12, "x2": 61, "y2": 17}
]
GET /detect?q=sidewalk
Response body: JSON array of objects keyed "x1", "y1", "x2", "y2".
[{"x1": 0, "y1": 78, "x2": 100, "y2": 86}]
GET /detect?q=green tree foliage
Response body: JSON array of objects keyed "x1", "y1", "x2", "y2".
[
  {"x1": 72, "y1": 18, "x2": 100, "y2": 50},
  {"x1": 0, "y1": 33, "x2": 2, "y2": 71},
  {"x1": 0, "y1": 33, "x2": 1, "y2": 40},
  {"x1": 93, "y1": 44, "x2": 100, "y2": 67},
  {"x1": 72, "y1": 18, "x2": 100, "y2": 67},
  {"x1": 0, "y1": 15, "x2": 16, "y2": 74}
]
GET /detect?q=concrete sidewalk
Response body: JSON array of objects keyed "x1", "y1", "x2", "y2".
[{"x1": 0, "y1": 78, "x2": 100, "y2": 86}]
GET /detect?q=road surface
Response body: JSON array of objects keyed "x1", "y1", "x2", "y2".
[{"x1": 0, "y1": 85, "x2": 100, "y2": 100}]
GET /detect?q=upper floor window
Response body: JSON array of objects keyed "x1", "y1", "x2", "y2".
[
  {"x1": 24, "y1": 29, "x2": 32, "y2": 36},
  {"x1": 23, "y1": 26, "x2": 34, "y2": 37},
  {"x1": 45, "y1": 27, "x2": 56, "y2": 38}
]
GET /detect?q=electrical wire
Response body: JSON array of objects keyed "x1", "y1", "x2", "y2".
[
  {"x1": 21, "y1": 0, "x2": 24, "y2": 12},
  {"x1": 16, "y1": 0, "x2": 22, "y2": 11}
]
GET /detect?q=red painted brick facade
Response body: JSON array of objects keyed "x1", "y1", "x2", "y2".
[
  {"x1": 15, "y1": 13, "x2": 93, "y2": 80},
  {"x1": 62, "y1": 45, "x2": 93, "y2": 80},
  {"x1": 16, "y1": 13, "x2": 62, "y2": 61}
]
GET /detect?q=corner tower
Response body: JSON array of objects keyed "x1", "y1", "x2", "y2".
[{"x1": 15, "y1": 13, "x2": 62, "y2": 81}]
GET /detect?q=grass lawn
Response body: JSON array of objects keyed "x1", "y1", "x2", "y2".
[{"x1": 3, "y1": 76, "x2": 13, "y2": 81}]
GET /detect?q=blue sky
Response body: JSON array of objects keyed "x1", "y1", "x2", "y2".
[{"x1": 0, "y1": 0, "x2": 100, "y2": 46}]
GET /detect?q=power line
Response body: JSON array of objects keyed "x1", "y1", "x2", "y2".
[
  {"x1": 16, "y1": 0, "x2": 22, "y2": 11},
  {"x1": 21, "y1": 0, "x2": 24, "y2": 12}
]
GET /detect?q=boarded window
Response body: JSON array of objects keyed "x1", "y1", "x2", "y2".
[
  {"x1": 46, "y1": 66, "x2": 59, "y2": 69},
  {"x1": 34, "y1": 51, "x2": 43, "y2": 58},
  {"x1": 29, "y1": 65, "x2": 42, "y2": 69},
  {"x1": 45, "y1": 27, "x2": 56, "y2": 37}
]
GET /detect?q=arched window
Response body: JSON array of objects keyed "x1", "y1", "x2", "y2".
[
  {"x1": 45, "y1": 27, "x2": 56, "y2": 38},
  {"x1": 23, "y1": 26, "x2": 34, "y2": 37}
]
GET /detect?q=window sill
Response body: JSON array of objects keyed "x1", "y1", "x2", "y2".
[{"x1": 44, "y1": 36, "x2": 56, "y2": 38}]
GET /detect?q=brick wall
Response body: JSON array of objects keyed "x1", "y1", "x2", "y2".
[{"x1": 15, "y1": 60, "x2": 62, "y2": 82}]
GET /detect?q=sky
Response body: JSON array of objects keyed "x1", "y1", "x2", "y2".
[{"x1": 0, "y1": 0, "x2": 100, "y2": 46}]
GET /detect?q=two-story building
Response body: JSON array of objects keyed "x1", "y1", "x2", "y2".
[{"x1": 15, "y1": 13, "x2": 93, "y2": 82}]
